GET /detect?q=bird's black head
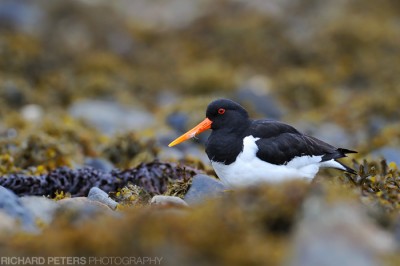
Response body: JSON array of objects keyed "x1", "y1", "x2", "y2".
[
  {"x1": 206, "y1": 99, "x2": 249, "y2": 131},
  {"x1": 168, "y1": 99, "x2": 250, "y2": 147}
]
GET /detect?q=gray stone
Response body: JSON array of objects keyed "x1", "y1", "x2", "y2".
[
  {"x1": 20, "y1": 196, "x2": 58, "y2": 225},
  {"x1": 157, "y1": 146, "x2": 185, "y2": 162},
  {"x1": 167, "y1": 112, "x2": 189, "y2": 133},
  {"x1": 150, "y1": 195, "x2": 188, "y2": 207},
  {"x1": 0, "y1": 1, "x2": 44, "y2": 35},
  {"x1": 56, "y1": 197, "x2": 116, "y2": 224},
  {"x1": 69, "y1": 100, "x2": 155, "y2": 135},
  {"x1": 115, "y1": 1, "x2": 204, "y2": 30},
  {"x1": 371, "y1": 147, "x2": 400, "y2": 165},
  {"x1": 235, "y1": 76, "x2": 284, "y2": 120},
  {"x1": 87, "y1": 187, "x2": 118, "y2": 210},
  {"x1": 57, "y1": 197, "x2": 111, "y2": 211},
  {"x1": 289, "y1": 194, "x2": 395, "y2": 266},
  {"x1": 184, "y1": 174, "x2": 226, "y2": 205},
  {"x1": 0, "y1": 211, "x2": 15, "y2": 233},
  {"x1": 394, "y1": 215, "x2": 400, "y2": 245},
  {"x1": 20, "y1": 104, "x2": 44, "y2": 122},
  {"x1": 84, "y1": 158, "x2": 114, "y2": 172},
  {"x1": 0, "y1": 186, "x2": 36, "y2": 231},
  {"x1": 156, "y1": 91, "x2": 179, "y2": 107}
]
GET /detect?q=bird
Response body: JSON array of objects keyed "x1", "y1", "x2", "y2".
[{"x1": 168, "y1": 99, "x2": 357, "y2": 187}]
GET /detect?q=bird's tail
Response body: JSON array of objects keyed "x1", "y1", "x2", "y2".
[
  {"x1": 337, "y1": 148, "x2": 358, "y2": 155},
  {"x1": 336, "y1": 160, "x2": 357, "y2": 175},
  {"x1": 336, "y1": 148, "x2": 357, "y2": 175}
]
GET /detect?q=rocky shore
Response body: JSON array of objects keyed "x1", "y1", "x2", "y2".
[{"x1": 0, "y1": 0, "x2": 399, "y2": 265}]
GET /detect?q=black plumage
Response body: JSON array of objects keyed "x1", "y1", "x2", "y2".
[{"x1": 204, "y1": 99, "x2": 356, "y2": 174}]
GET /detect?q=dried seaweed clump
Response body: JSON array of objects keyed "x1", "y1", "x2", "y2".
[
  {"x1": 111, "y1": 161, "x2": 200, "y2": 195},
  {"x1": 165, "y1": 175, "x2": 193, "y2": 199},
  {"x1": 0, "y1": 161, "x2": 202, "y2": 197},
  {"x1": 101, "y1": 132, "x2": 158, "y2": 168},
  {"x1": 342, "y1": 160, "x2": 400, "y2": 212},
  {"x1": 109, "y1": 184, "x2": 151, "y2": 206}
]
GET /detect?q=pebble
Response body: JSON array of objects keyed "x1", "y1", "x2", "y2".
[
  {"x1": 56, "y1": 197, "x2": 115, "y2": 224},
  {"x1": 167, "y1": 112, "x2": 189, "y2": 133},
  {"x1": 156, "y1": 91, "x2": 179, "y2": 107},
  {"x1": 394, "y1": 214, "x2": 400, "y2": 245},
  {"x1": 235, "y1": 76, "x2": 284, "y2": 120},
  {"x1": 184, "y1": 174, "x2": 226, "y2": 205},
  {"x1": 150, "y1": 195, "x2": 188, "y2": 207},
  {"x1": 0, "y1": 186, "x2": 36, "y2": 232},
  {"x1": 69, "y1": 100, "x2": 155, "y2": 135},
  {"x1": 371, "y1": 147, "x2": 400, "y2": 165},
  {"x1": 87, "y1": 187, "x2": 119, "y2": 210},
  {"x1": 0, "y1": 211, "x2": 15, "y2": 233},
  {"x1": 0, "y1": 1, "x2": 44, "y2": 34},
  {"x1": 20, "y1": 104, "x2": 44, "y2": 122},
  {"x1": 20, "y1": 196, "x2": 58, "y2": 225},
  {"x1": 84, "y1": 158, "x2": 114, "y2": 172},
  {"x1": 289, "y1": 194, "x2": 395, "y2": 266}
]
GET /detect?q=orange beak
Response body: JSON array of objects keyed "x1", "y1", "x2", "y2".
[{"x1": 168, "y1": 118, "x2": 212, "y2": 147}]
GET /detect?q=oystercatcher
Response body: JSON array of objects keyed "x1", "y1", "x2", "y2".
[{"x1": 168, "y1": 99, "x2": 357, "y2": 187}]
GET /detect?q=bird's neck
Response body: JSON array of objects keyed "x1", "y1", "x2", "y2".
[{"x1": 206, "y1": 122, "x2": 250, "y2": 165}]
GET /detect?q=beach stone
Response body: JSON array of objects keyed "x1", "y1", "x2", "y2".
[
  {"x1": 289, "y1": 195, "x2": 395, "y2": 266},
  {"x1": 184, "y1": 174, "x2": 226, "y2": 205},
  {"x1": 20, "y1": 104, "x2": 44, "y2": 122},
  {"x1": 157, "y1": 146, "x2": 185, "y2": 162},
  {"x1": 0, "y1": 80, "x2": 26, "y2": 107},
  {"x1": 0, "y1": 186, "x2": 36, "y2": 231},
  {"x1": 0, "y1": 0, "x2": 44, "y2": 34},
  {"x1": 87, "y1": 187, "x2": 118, "y2": 210},
  {"x1": 167, "y1": 112, "x2": 189, "y2": 133},
  {"x1": 56, "y1": 197, "x2": 115, "y2": 224},
  {"x1": 394, "y1": 214, "x2": 400, "y2": 245},
  {"x1": 235, "y1": 76, "x2": 284, "y2": 120},
  {"x1": 156, "y1": 91, "x2": 179, "y2": 107},
  {"x1": 0, "y1": 211, "x2": 15, "y2": 232},
  {"x1": 20, "y1": 196, "x2": 58, "y2": 225},
  {"x1": 151, "y1": 195, "x2": 188, "y2": 207},
  {"x1": 58, "y1": 197, "x2": 111, "y2": 211},
  {"x1": 84, "y1": 158, "x2": 114, "y2": 172},
  {"x1": 371, "y1": 147, "x2": 400, "y2": 165},
  {"x1": 69, "y1": 100, "x2": 155, "y2": 135}
]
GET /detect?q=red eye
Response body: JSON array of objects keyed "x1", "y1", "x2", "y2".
[{"x1": 218, "y1": 108, "x2": 225, "y2": 115}]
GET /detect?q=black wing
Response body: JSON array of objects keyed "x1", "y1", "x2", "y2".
[{"x1": 247, "y1": 120, "x2": 356, "y2": 171}]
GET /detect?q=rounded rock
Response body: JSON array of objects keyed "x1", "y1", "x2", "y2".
[
  {"x1": 150, "y1": 195, "x2": 189, "y2": 207},
  {"x1": 87, "y1": 187, "x2": 119, "y2": 210}
]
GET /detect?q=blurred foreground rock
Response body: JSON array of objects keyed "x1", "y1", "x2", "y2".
[
  {"x1": 0, "y1": 186, "x2": 36, "y2": 232},
  {"x1": 184, "y1": 174, "x2": 225, "y2": 205},
  {"x1": 88, "y1": 187, "x2": 118, "y2": 210},
  {"x1": 151, "y1": 195, "x2": 188, "y2": 207},
  {"x1": 289, "y1": 188, "x2": 396, "y2": 266},
  {"x1": 57, "y1": 197, "x2": 115, "y2": 224},
  {"x1": 20, "y1": 196, "x2": 58, "y2": 225}
]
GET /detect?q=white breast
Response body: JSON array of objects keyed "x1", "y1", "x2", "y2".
[{"x1": 211, "y1": 135, "x2": 344, "y2": 187}]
